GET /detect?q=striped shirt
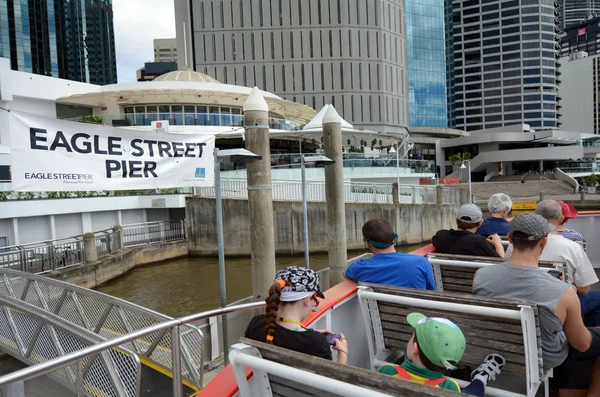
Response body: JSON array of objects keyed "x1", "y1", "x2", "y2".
[{"x1": 558, "y1": 229, "x2": 584, "y2": 241}]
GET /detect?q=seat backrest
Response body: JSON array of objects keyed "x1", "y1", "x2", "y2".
[
  {"x1": 427, "y1": 253, "x2": 565, "y2": 294},
  {"x1": 358, "y1": 283, "x2": 542, "y2": 381},
  {"x1": 236, "y1": 338, "x2": 458, "y2": 397}
]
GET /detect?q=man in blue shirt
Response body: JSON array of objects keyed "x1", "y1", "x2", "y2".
[
  {"x1": 344, "y1": 219, "x2": 436, "y2": 290},
  {"x1": 477, "y1": 193, "x2": 512, "y2": 237}
]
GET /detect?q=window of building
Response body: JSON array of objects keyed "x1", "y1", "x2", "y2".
[
  {"x1": 340, "y1": 63, "x2": 344, "y2": 89},
  {"x1": 321, "y1": 63, "x2": 325, "y2": 90},
  {"x1": 310, "y1": 32, "x2": 314, "y2": 57},
  {"x1": 279, "y1": 0, "x2": 283, "y2": 25},
  {"x1": 301, "y1": 64, "x2": 306, "y2": 90},
  {"x1": 331, "y1": 64, "x2": 335, "y2": 90},
  {"x1": 359, "y1": 63, "x2": 363, "y2": 89},
  {"x1": 251, "y1": 33, "x2": 256, "y2": 59},
  {"x1": 329, "y1": 31, "x2": 333, "y2": 57},
  {"x1": 320, "y1": 31, "x2": 324, "y2": 57},
  {"x1": 318, "y1": 0, "x2": 322, "y2": 24},
  {"x1": 298, "y1": 0, "x2": 302, "y2": 25},
  {"x1": 201, "y1": 2, "x2": 206, "y2": 28},
  {"x1": 290, "y1": 32, "x2": 295, "y2": 58},
  {"x1": 282, "y1": 65, "x2": 286, "y2": 91}
]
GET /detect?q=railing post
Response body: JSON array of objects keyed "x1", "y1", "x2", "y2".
[
  {"x1": 181, "y1": 220, "x2": 186, "y2": 239},
  {"x1": 171, "y1": 326, "x2": 183, "y2": 397},
  {"x1": 83, "y1": 233, "x2": 98, "y2": 263},
  {"x1": 160, "y1": 221, "x2": 166, "y2": 242},
  {"x1": 412, "y1": 186, "x2": 417, "y2": 204},
  {"x1": 46, "y1": 242, "x2": 56, "y2": 272},
  {"x1": 392, "y1": 183, "x2": 399, "y2": 205},
  {"x1": 105, "y1": 232, "x2": 112, "y2": 255},
  {"x1": 436, "y1": 185, "x2": 444, "y2": 205},
  {"x1": 112, "y1": 225, "x2": 123, "y2": 251}
]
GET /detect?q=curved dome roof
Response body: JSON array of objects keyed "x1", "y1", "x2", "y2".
[{"x1": 154, "y1": 68, "x2": 221, "y2": 83}]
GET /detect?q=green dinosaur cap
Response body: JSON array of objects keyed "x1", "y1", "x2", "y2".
[{"x1": 407, "y1": 312, "x2": 466, "y2": 370}]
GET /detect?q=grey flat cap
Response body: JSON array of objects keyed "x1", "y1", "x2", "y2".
[{"x1": 510, "y1": 212, "x2": 555, "y2": 241}]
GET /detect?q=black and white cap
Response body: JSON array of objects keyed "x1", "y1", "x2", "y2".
[
  {"x1": 274, "y1": 266, "x2": 325, "y2": 302},
  {"x1": 510, "y1": 212, "x2": 555, "y2": 241},
  {"x1": 457, "y1": 204, "x2": 483, "y2": 224}
]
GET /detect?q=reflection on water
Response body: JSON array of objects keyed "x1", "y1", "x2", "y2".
[{"x1": 96, "y1": 246, "x2": 422, "y2": 318}]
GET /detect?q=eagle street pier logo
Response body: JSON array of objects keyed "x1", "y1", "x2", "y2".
[
  {"x1": 194, "y1": 168, "x2": 206, "y2": 179},
  {"x1": 24, "y1": 172, "x2": 94, "y2": 185}
]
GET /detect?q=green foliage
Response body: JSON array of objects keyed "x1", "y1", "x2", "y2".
[
  {"x1": 584, "y1": 174, "x2": 600, "y2": 186},
  {"x1": 448, "y1": 152, "x2": 472, "y2": 167},
  {"x1": 80, "y1": 115, "x2": 104, "y2": 125}
]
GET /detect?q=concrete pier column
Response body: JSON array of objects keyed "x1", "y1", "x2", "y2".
[
  {"x1": 113, "y1": 225, "x2": 124, "y2": 251},
  {"x1": 436, "y1": 184, "x2": 444, "y2": 205},
  {"x1": 244, "y1": 87, "x2": 276, "y2": 300},
  {"x1": 83, "y1": 233, "x2": 98, "y2": 263},
  {"x1": 322, "y1": 106, "x2": 347, "y2": 285},
  {"x1": 392, "y1": 183, "x2": 399, "y2": 205}
]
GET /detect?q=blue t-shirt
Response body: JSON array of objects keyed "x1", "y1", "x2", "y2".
[
  {"x1": 476, "y1": 217, "x2": 510, "y2": 236},
  {"x1": 344, "y1": 252, "x2": 436, "y2": 290}
]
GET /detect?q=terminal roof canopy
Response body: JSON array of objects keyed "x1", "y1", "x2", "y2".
[{"x1": 153, "y1": 67, "x2": 220, "y2": 83}]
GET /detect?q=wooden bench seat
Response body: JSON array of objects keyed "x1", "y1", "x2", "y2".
[
  {"x1": 426, "y1": 253, "x2": 566, "y2": 294},
  {"x1": 230, "y1": 337, "x2": 458, "y2": 397},
  {"x1": 358, "y1": 283, "x2": 545, "y2": 397}
]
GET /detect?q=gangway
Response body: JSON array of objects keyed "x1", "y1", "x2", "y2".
[{"x1": 0, "y1": 269, "x2": 205, "y2": 396}]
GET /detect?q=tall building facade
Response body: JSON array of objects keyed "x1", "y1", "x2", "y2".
[
  {"x1": 558, "y1": 0, "x2": 600, "y2": 29},
  {"x1": 175, "y1": 0, "x2": 409, "y2": 133},
  {"x1": 0, "y1": 0, "x2": 116, "y2": 85},
  {"x1": 452, "y1": 0, "x2": 561, "y2": 132},
  {"x1": 561, "y1": 15, "x2": 600, "y2": 56},
  {"x1": 405, "y1": 0, "x2": 448, "y2": 127},
  {"x1": 559, "y1": 52, "x2": 600, "y2": 135},
  {"x1": 154, "y1": 38, "x2": 178, "y2": 63},
  {"x1": 445, "y1": 0, "x2": 456, "y2": 127}
]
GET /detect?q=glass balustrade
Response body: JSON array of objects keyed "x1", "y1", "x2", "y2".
[{"x1": 66, "y1": 113, "x2": 305, "y2": 131}]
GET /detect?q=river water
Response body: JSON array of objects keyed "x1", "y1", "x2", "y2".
[{"x1": 96, "y1": 246, "x2": 421, "y2": 318}]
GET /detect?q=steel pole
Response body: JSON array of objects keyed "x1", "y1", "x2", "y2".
[
  {"x1": 396, "y1": 142, "x2": 400, "y2": 200},
  {"x1": 171, "y1": 326, "x2": 183, "y2": 397},
  {"x1": 301, "y1": 156, "x2": 310, "y2": 268},
  {"x1": 468, "y1": 161, "x2": 472, "y2": 203},
  {"x1": 214, "y1": 149, "x2": 229, "y2": 365}
]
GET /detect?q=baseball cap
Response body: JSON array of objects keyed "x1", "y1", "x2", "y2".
[
  {"x1": 407, "y1": 312, "x2": 466, "y2": 370},
  {"x1": 558, "y1": 201, "x2": 578, "y2": 220},
  {"x1": 274, "y1": 266, "x2": 325, "y2": 302},
  {"x1": 456, "y1": 204, "x2": 483, "y2": 224},
  {"x1": 509, "y1": 212, "x2": 555, "y2": 241}
]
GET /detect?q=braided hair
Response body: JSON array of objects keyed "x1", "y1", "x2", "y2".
[{"x1": 264, "y1": 279, "x2": 288, "y2": 344}]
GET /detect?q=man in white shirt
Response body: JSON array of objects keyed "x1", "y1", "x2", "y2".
[{"x1": 506, "y1": 200, "x2": 600, "y2": 325}]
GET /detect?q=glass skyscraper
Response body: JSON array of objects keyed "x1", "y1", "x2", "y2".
[
  {"x1": 0, "y1": 0, "x2": 116, "y2": 85},
  {"x1": 405, "y1": 0, "x2": 449, "y2": 127}
]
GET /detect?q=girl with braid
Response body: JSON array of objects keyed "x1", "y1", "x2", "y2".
[{"x1": 245, "y1": 266, "x2": 349, "y2": 364}]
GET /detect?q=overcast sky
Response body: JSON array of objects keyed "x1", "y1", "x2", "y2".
[{"x1": 113, "y1": 0, "x2": 176, "y2": 83}]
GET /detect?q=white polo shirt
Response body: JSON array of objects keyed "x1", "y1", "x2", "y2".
[{"x1": 506, "y1": 234, "x2": 598, "y2": 288}]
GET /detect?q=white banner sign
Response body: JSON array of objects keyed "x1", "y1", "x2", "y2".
[{"x1": 10, "y1": 112, "x2": 215, "y2": 191}]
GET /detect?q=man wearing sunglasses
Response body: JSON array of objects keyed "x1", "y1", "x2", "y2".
[{"x1": 344, "y1": 219, "x2": 436, "y2": 290}]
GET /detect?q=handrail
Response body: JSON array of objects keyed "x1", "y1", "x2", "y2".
[{"x1": 0, "y1": 301, "x2": 265, "y2": 387}]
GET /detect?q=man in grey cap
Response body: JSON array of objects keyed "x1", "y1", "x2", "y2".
[
  {"x1": 474, "y1": 213, "x2": 600, "y2": 394},
  {"x1": 432, "y1": 204, "x2": 504, "y2": 258}
]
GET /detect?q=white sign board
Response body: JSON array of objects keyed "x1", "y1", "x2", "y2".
[
  {"x1": 10, "y1": 112, "x2": 215, "y2": 192},
  {"x1": 151, "y1": 120, "x2": 169, "y2": 133}
]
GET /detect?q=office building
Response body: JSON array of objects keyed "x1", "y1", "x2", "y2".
[
  {"x1": 405, "y1": 0, "x2": 448, "y2": 128},
  {"x1": 154, "y1": 38, "x2": 178, "y2": 63},
  {"x1": 0, "y1": 0, "x2": 117, "y2": 85},
  {"x1": 559, "y1": 0, "x2": 600, "y2": 29},
  {"x1": 561, "y1": 15, "x2": 600, "y2": 56},
  {"x1": 174, "y1": 0, "x2": 409, "y2": 134},
  {"x1": 452, "y1": 0, "x2": 561, "y2": 132},
  {"x1": 559, "y1": 51, "x2": 600, "y2": 135},
  {"x1": 445, "y1": 0, "x2": 456, "y2": 128},
  {"x1": 137, "y1": 62, "x2": 178, "y2": 82}
]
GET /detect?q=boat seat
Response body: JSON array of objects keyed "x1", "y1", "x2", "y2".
[
  {"x1": 357, "y1": 283, "x2": 545, "y2": 397},
  {"x1": 426, "y1": 253, "x2": 566, "y2": 294},
  {"x1": 229, "y1": 337, "x2": 459, "y2": 397}
]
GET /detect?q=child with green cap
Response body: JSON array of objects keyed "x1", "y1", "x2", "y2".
[{"x1": 378, "y1": 312, "x2": 505, "y2": 396}]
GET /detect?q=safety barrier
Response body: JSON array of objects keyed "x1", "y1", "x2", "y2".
[
  {"x1": 0, "y1": 268, "x2": 205, "y2": 394},
  {"x1": 0, "y1": 220, "x2": 186, "y2": 274},
  {"x1": 197, "y1": 178, "x2": 461, "y2": 205}
]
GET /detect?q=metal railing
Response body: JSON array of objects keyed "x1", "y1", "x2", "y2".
[
  {"x1": 197, "y1": 178, "x2": 461, "y2": 205},
  {"x1": 0, "y1": 293, "x2": 141, "y2": 397},
  {"x1": 0, "y1": 268, "x2": 206, "y2": 394},
  {"x1": 0, "y1": 220, "x2": 187, "y2": 274},
  {"x1": 0, "y1": 238, "x2": 86, "y2": 274},
  {"x1": 122, "y1": 220, "x2": 186, "y2": 248},
  {"x1": 0, "y1": 301, "x2": 265, "y2": 396}
]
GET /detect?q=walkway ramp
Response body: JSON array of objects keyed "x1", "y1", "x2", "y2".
[{"x1": 0, "y1": 269, "x2": 205, "y2": 396}]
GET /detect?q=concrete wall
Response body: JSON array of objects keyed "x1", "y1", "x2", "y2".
[
  {"x1": 186, "y1": 197, "x2": 460, "y2": 255},
  {"x1": 47, "y1": 240, "x2": 187, "y2": 288}
]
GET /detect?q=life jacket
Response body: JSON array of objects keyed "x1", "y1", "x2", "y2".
[{"x1": 392, "y1": 365, "x2": 449, "y2": 388}]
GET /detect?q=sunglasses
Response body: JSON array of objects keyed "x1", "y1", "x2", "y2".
[{"x1": 311, "y1": 293, "x2": 320, "y2": 307}]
